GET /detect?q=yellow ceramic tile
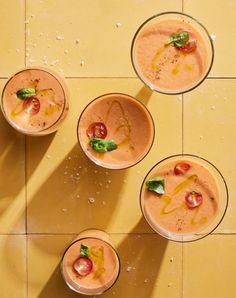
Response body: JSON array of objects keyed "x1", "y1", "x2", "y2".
[
  {"x1": 184, "y1": 0, "x2": 236, "y2": 77},
  {"x1": 108, "y1": 233, "x2": 182, "y2": 298},
  {"x1": 26, "y1": 0, "x2": 182, "y2": 77},
  {"x1": 27, "y1": 234, "x2": 74, "y2": 298},
  {"x1": 0, "y1": 80, "x2": 26, "y2": 233},
  {"x1": 0, "y1": 235, "x2": 26, "y2": 298},
  {"x1": 184, "y1": 79, "x2": 236, "y2": 232},
  {"x1": 0, "y1": 1, "x2": 25, "y2": 76},
  {"x1": 183, "y1": 235, "x2": 236, "y2": 298},
  {"x1": 28, "y1": 233, "x2": 182, "y2": 298},
  {"x1": 26, "y1": 78, "x2": 182, "y2": 234}
]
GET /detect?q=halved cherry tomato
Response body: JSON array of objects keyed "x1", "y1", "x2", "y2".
[
  {"x1": 177, "y1": 41, "x2": 197, "y2": 53},
  {"x1": 86, "y1": 122, "x2": 107, "y2": 139},
  {"x1": 185, "y1": 191, "x2": 203, "y2": 208},
  {"x1": 73, "y1": 256, "x2": 93, "y2": 276},
  {"x1": 23, "y1": 97, "x2": 40, "y2": 115},
  {"x1": 174, "y1": 162, "x2": 191, "y2": 175}
]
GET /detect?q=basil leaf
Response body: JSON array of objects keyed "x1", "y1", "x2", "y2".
[
  {"x1": 16, "y1": 88, "x2": 36, "y2": 99},
  {"x1": 90, "y1": 138, "x2": 117, "y2": 153},
  {"x1": 80, "y1": 244, "x2": 89, "y2": 257},
  {"x1": 166, "y1": 31, "x2": 189, "y2": 48},
  {"x1": 145, "y1": 176, "x2": 165, "y2": 194}
]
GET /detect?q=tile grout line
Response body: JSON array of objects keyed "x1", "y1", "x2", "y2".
[
  {"x1": 1, "y1": 232, "x2": 235, "y2": 236},
  {"x1": 181, "y1": 4, "x2": 184, "y2": 297},
  {"x1": 181, "y1": 0, "x2": 184, "y2": 279},
  {"x1": 207, "y1": 76, "x2": 236, "y2": 79},
  {"x1": 64, "y1": 76, "x2": 139, "y2": 79},
  {"x1": 182, "y1": 242, "x2": 184, "y2": 298},
  {"x1": 181, "y1": 0, "x2": 184, "y2": 271},
  {"x1": 16, "y1": 75, "x2": 231, "y2": 80},
  {"x1": 24, "y1": 1, "x2": 29, "y2": 298},
  {"x1": 182, "y1": 94, "x2": 184, "y2": 155},
  {"x1": 63, "y1": 76, "x2": 236, "y2": 80}
]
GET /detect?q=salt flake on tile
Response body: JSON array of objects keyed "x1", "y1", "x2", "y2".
[
  {"x1": 56, "y1": 35, "x2": 65, "y2": 40},
  {"x1": 116, "y1": 22, "x2": 122, "y2": 28},
  {"x1": 88, "y1": 197, "x2": 96, "y2": 204},
  {"x1": 210, "y1": 34, "x2": 216, "y2": 41}
]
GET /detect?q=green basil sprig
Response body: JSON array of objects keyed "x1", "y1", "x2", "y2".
[
  {"x1": 16, "y1": 88, "x2": 36, "y2": 99},
  {"x1": 145, "y1": 176, "x2": 165, "y2": 195},
  {"x1": 90, "y1": 138, "x2": 117, "y2": 153},
  {"x1": 80, "y1": 244, "x2": 89, "y2": 257},
  {"x1": 166, "y1": 31, "x2": 189, "y2": 48}
]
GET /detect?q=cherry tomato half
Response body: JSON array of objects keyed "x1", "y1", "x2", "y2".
[
  {"x1": 174, "y1": 162, "x2": 191, "y2": 175},
  {"x1": 23, "y1": 97, "x2": 40, "y2": 115},
  {"x1": 185, "y1": 191, "x2": 203, "y2": 208},
  {"x1": 73, "y1": 256, "x2": 93, "y2": 276},
  {"x1": 177, "y1": 41, "x2": 197, "y2": 53},
  {"x1": 86, "y1": 122, "x2": 107, "y2": 139}
]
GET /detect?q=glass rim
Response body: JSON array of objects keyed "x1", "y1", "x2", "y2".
[
  {"x1": 131, "y1": 11, "x2": 215, "y2": 95},
  {"x1": 61, "y1": 235, "x2": 121, "y2": 296},
  {"x1": 1, "y1": 67, "x2": 68, "y2": 135},
  {"x1": 77, "y1": 92, "x2": 155, "y2": 170},
  {"x1": 139, "y1": 153, "x2": 229, "y2": 242}
]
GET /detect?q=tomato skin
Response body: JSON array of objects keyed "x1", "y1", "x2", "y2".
[
  {"x1": 86, "y1": 122, "x2": 107, "y2": 139},
  {"x1": 23, "y1": 97, "x2": 40, "y2": 115},
  {"x1": 174, "y1": 162, "x2": 191, "y2": 175},
  {"x1": 176, "y1": 41, "x2": 197, "y2": 53},
  {"x1": 185, "y1": 191, "x2": 203, "y2": 208},
  {"x1": 73, "y1": 256, "x2": 93, "y2": 276}
]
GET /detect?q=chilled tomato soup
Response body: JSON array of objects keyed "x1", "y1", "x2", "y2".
[
  {"x1": 141, "y1": 157, "x2": 221, "y2": 240},
  {"x1": 78, "y1": 93, "x2": 154, "y2": 169},
  {"x1": 1, "y1": 67, "x2": 69, "y2": 135},
  {"x1": 61, "y1": 230, "x2": 120, "y2": 295},
  {"x1": 132, "y1": 12, "x2": 213, "y2": 94}
]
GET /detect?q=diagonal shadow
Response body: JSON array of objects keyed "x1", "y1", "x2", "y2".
[
  {"x1": 36, "y1": 218, "x2": 168, "y2": 298},
  {"x1": 26, "y1": 143, "x2": 126, "y2": 233},
  {"x1": 0, "y1": 110, "x2": 55, "y2": 201},
  {"x1": 135, "y1": 85, "x2": 153, "y2": 105},
  {"x1": 0, "y1": 112, "x2": 25, "y2": 204},
  {"x1": 102, "y1": 218, "x2": 168, "y2": 298},
  {"x1": 0, "y1": 110, "x2": 55, "y2": 232}
]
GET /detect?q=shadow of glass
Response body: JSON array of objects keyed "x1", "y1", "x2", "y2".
[
  {"x1": 103, "y1": 218, "x2": 168, "y2": 298},
  {"x1": 135, "y1": 85, "x2": 153, "y2": 105},
  {"x1": 0, "y1": 108, "x2": 56, "y2": 200},
  {"x1": 27, "y1": 144, "x2": 126, "y2": 233},
  {"x1": 0, "y1": 111, "x2": 25, "y2": 201},
  {"x1": 26, "y1": 133, "x2": 56, "y2": 177},
  {"x1": 28, "y1": 235, "x2": 82, "y2": 298},
  {"x1": 35, "y1": 218, "x2": 168, "y2": 298},
  {"x1": 37, "y1": 263, "x2": 86, "y2": 298}
]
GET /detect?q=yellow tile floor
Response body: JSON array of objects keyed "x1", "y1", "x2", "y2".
[{"x1": 0, "y1": 1, "x2": 235, "y2": 298}]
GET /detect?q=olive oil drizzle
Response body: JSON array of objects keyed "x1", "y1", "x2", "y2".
[
  {"x1": 160, "y1": 193, "x2": 206, "y2": 226},
  {"x1": 11, "y1": 101, "x2": 24, "y2": 117},
  {"x1": 151, "y1": 45, "x2": 194, "y2": 77},
  {"x1": 159, "y1": 174, "x2": 212, "y2": 226},
  {"x1": 173, "y1": 174, "x2": 197, "y2": 195},
  {"x1": 104, "y1": 100, "x2": 133, "y2": 149},
  {"x1": 151, "y1": 47, "x2": 165, "y2": 70},
  {"x1": 89, "y1": 246, "x2": 105, "y2": 280},
  {"x1": 11, "y1": 79, "x2": 60, "y2": 117},
  {"x1": 160, "y1": 195, "x2": 184, "y2": 215}
]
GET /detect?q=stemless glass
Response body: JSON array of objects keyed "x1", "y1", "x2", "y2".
[
  {"x1": 131, "y1": 12, "x2": 214, "y2": 94},
  {"x1": 77, "y1": 93, "x2": 155, "y2": 169},
  {"x1": 61, "y1": 229, "x2": 120, "y2": 296},
  {"x1": 140, "y1": 154, "x2": 228, "y2": 242},
  {"x1": 1, "y1": 67, "x2": 69, "y2": 135}
]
